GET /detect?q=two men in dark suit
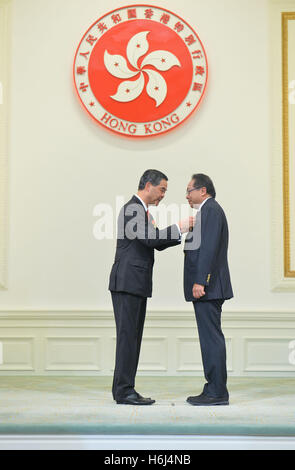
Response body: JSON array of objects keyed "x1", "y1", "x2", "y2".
[
  {"x1": 109, "y1": 169, "x2": 193, "y2": 405},
  {"x1": 184, "y1": 174, "x2": 233, "y2": 406}
]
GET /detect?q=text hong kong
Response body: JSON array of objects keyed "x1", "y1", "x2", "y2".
[{"x1": 100, "y1": 112, "x2": 180, "y2": 135}]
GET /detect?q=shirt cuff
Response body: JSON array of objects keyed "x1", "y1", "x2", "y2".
[{"x1": 175, "y1": 224, "x2": 182, "y2": 238}]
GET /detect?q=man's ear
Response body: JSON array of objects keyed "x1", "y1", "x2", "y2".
[
  {"x1": 200, "y1": 187, "x2": 207, "y2": 197},
  {"x1": 145, "y1": 182, "x2": 152, "y2": 192}
]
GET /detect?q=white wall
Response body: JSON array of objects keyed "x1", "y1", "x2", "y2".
[
  {"x1": 0, "y1": 0, "x2": 274, "y2": 309},
  {"x1": 0, "y1": 0, "x2": 295, "y2": 375}
]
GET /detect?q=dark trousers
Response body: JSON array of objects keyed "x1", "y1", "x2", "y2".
[
  {"x1": 193, "y1": 299, "x2": 228, "y2": 399},
  {"x1": 111, "y1": 291, "x2": 147, "y2": 400}
]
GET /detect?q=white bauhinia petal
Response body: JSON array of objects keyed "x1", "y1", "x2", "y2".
[
  {"x1": 144, "y1": 69, "x2": 167, "y2": 107},
  {"x1": 141, "y1": 50, "x2": 181, "y2": 71},
  {"x1": 111, "y1": 73, "x2": 145, "y2": 103},
  {"x1": 104, "y1": 50, "x2": 139, "y2": 79},
  {"x1": 126, "y1": 31, "x2": 150, "y2": 69}
]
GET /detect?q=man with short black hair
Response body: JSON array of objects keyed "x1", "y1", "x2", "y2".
[
  {"x1": 184, "y1": 173, "x2": 233, "y2": 406},
  {"x1": 109, "y1": 169, "x2": 193, "y2": 405}
]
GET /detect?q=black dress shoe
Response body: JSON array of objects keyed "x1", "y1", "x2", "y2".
[
  {"x1": 116, "y1": 392, "x2": 155, "y2": 405},
  {"x1": 135, "y1": 391, "x2": 151, "y2": 400},
  {"x1": 187, "y1": 394, "x2": 229, "y2": 406}
]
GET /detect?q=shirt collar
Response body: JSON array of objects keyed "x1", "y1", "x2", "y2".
[
  {"x1": 134, "y1": 194, "x2": 148, "y2": 212},
  {"x1": 198, "y1": 196, "x2": 212, "y2": 211},
  {"x1": 134, "y1": 194, "x2": 212, "y2": 212}
]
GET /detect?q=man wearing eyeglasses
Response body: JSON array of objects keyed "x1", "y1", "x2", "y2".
[
  {"x1": 109, "y1": 169, "x2": 194, "y2": 406},
  {"x1": 184, "y1": 174, "x2": 233, "y2": 406}
]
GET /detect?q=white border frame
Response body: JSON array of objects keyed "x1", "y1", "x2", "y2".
[{"x1": 0, "y1": 434, "x2": 294, "y2": 450}]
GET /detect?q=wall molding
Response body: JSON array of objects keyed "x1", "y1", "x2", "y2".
[
  {"x1": 0, "y1": 308, "x2": 294, "y2": 317},
  {"x1": 0, "y1": 308, "x2": 294, "y2": 376}
]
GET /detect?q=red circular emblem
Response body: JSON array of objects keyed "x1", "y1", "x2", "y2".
[{"x1": 73, "y1": 5, "x2": 208, "y2": 138}]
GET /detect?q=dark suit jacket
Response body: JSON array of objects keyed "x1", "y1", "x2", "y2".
[
  {"x1": 184, "y1": 197, "x2": 233, "y2": 302},
  {"x1": 109, "y1": 196, "x2": 181, "y2": 298}
]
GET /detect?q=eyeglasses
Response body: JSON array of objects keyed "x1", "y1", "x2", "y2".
[{"x1": 186, "y1": 186, "x2": 202, "y2": 195}]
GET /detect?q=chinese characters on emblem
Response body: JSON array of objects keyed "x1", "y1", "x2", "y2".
[{"x1": 74, "y1": 6, "x2": 208, "y2": 136}]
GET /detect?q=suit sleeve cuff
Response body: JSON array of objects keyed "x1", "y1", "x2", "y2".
[{"x1": 195, "y1": 273, "x2": 211, "y2": 286}]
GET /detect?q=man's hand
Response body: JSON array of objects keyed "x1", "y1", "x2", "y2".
[
  {"x1": 192, "y1": 283, "x2": 205, "y2": 299},
  {"x1": 178, "y1": 216, "x2": 195, "y2": 234}
]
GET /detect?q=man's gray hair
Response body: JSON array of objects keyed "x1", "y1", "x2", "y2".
[{"x1": 138, "y1": 169, "x2": 168, "y2": 190}]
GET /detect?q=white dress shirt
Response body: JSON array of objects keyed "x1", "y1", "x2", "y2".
[{"x1": 134, "y1": 194, "x2": 181, "y2": 237}]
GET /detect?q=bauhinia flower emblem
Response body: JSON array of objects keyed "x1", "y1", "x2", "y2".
[{"x1": 104, "y1": 31, "x2": 181, "y2": 107}]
